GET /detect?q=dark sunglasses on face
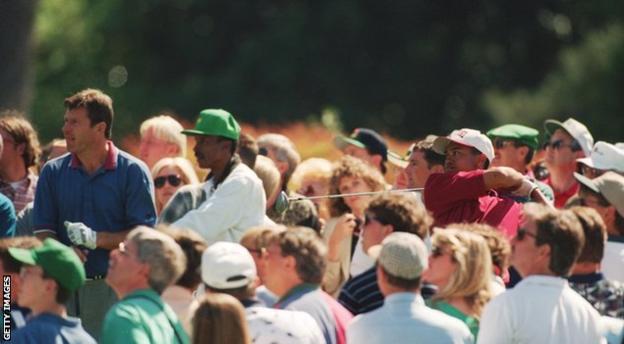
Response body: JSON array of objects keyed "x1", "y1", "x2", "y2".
[
  {"x1": 364, "y1": 213, "x2": 383, "y2": 226},
  {"x1": 493, "y1": 138, "x2": 517, "y2": 149},
  {"x1": 258, "y1": 147, "x2": 269, "y2": 156},
  {"x1": 515, "y1": 228, "x2": 538, "y2": 241},
  {"x1": 154, "y1": 174, "x2": 182, "y2": 188},
  {"x1": 543, "y1": 139, "x2": 581, "y2": 151}
]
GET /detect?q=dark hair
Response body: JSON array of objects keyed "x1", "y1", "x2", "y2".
[
  {"x1": 0, "y1": 237, "x2": 42, "y2": 273},
  {"x1": 159, "y1": 227, "x2": 207, "y2": 290},
  {"x1": 527, "y1": 204, "x2": 584, "y2": 277},
  {"x1": 366, "y1": 193, "x2": 432, "y2": 239},
  {"x1": 237, "y1": 133, "x2": 258, "y2": 168},
  {"x1": 41, "y1": 270, "x2": 72, "y2": 304},
  {"x1": 412, "y1": 138, "x2": 445, "y2": 168},
  {"x1": 469, "y1": 147, "x2": 490, "y2": 169},
  {"x1": 64, "y1": 89, "x2": 114, "y2": 139},
  {"x1": 205, "y1": 282, "x2": 256, "y2": 301},
  {"x1": 569, "y1": 207, "x2": 607, "y2": 263},
  {"x1": 0, "y1": 112, "x2": 42, "y2": 169},
  {"x1": 381, "y1": 266, "x2": 421, "y2": 289},
  {"x1": 217, "y1": 136, "x2": 238, "y2": 156}
]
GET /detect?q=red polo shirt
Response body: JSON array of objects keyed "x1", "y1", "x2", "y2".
[
  {"x1": 544, "y1": 177, "x2": 580, "y2": 208},
  {"x1": 424, "y1": 170, "x2": 521, "y2": 239}
]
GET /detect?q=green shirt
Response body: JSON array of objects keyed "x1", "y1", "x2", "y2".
[
  {"x1": 101, "y1": 288, "x2": 189, "y2": 344},
  {"x1": 427, "y1": 300, "x2": 480, "y2": 339}
]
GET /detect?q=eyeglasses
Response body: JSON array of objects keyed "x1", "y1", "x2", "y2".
[
  {"x1": 516, "y1": 228, "x2": 538, "y2": 241},
  {"x1": 154, "y1": 175, "x2": 182, "y2": 188},
  {"x1": 543, "y1": 139, "x2": 580, "y2": 151},
  {"x1": 493, "y1": 138, "x2": 517, "y2": 149}
]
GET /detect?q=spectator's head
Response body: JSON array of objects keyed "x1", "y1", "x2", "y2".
[
  {"x1": 424, "y1": 229, "x2": 492, "y2": 316},
  {"x1": 290, "y1": 158, "x2": 332, "y2": 220},
  {"x1": 261, "y1": 227, "x2": 326, "y2": 297},
  {"x1": 63, "y1": 89, "x2": 114, "y2": 149},
  {"x1": 576, "y1": 172, "x2": 624, "y2": 236},
  {"x1": 151, "y1": 157, "x2": 199, "y2": 214},
  {"x1": 433, "y1": 129, "x2": 494, "y2": 172},
  {"x1": 334, "y1": 128, "x2": 388, "y2": 174},
  {"x1": 139, "y1": 114, "x2": 186, "y2": 169},
  {"x1": 253, "y1": 155, "x2": 281, "y2": 210},
  {"x1": 0, "y1": 237, "x2": 42, "y2": 302},
  {"x1": 257, "y1": 133, "x2": 301, "y2": 191},
  {"x1": 448, "y1": 223, "x2": 511, "y2": 278},
  {"x1": 159, "y1": 226, "x2": 207, "y2": 291},
  {"x1": 106, "y1": 226, "x2": 186, "y2": 297},
  {"x1": 237, "y1": 132, "x2": 259, "y2": 168},
  {"x1": 0, "y1": 111, "x2": 41, "y2": 172},
  {"x1": 329, "y1": 155, "x2": 387, "y2": 217},
  {"x1": 182, "y1": 109, "x2": 240, "y2": 170},
  {"x1": 39, "y1": 139, "x2": 67, "y2": 171},
  {"x1": 487, "y1": 124, "x2": 539, "y2": 172},
  {"x1": 568, "y1": 207, "x2": 607, "y2": 273},
  {"x1": 543, "y1": 118, "x2": 593, "y2": 173},
  {"x1": 361, "y1": 193, "x2": 432, "y2": 253},
  {"x1": 512, "y1": 204, "x2": 584, "y2": 278},
  {"x1": 240, "y1": 225, "x2": 284, "y2": 283},
  {"x1": 274, "y1": 196, "x2": 322, "y2": 235},
  {"x1": 191, "y1": 293, "x2": 250, "y2": 344},
  {"x1": 374, "y1": 232, "x2": 428, "y2": 295},
  {"x1": 10, "y1": 239, "x2": 84, "y2": 311},
  {"x1": 201, "y1": 241, "x2": 258, "y2": 300},
  {"x1": 576, "y1": 141, "x2": 624, "y2": 179},
  {"x1": 405, "y1": 135, "x2": 445, "y2": 188}
]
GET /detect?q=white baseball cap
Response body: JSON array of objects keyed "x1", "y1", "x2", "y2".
[
  {"x1": 201, "y1": 242, "x2": 256, "y2": 289},
  {"x1": 432, "y1": 128, "x2": 494, "y2": 162},
  {"x1": 544, "y1": 117, "x2": 594, "y2": 157},
  {"x1": 577, "y1": 141, "x2": 624, "y2": 173}
]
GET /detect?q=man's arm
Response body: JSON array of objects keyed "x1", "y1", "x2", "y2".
[{"x1": 482, "y1": 167, "x2": 524, "y2": 190}]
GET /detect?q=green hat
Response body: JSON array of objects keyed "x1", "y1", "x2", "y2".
[
  {"x1": 181, "y1": 109, "x2": 240, "y2": 140},
  {"x1": 487, "y1": 124, "x2": 540, "y2": 150},
  {"x1": 9, "y1": 238, "x2": 86, "y2": 292}
]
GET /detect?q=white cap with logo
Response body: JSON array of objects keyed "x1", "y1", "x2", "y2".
[
  {"x1": 432, "y1": 128, "x2": 495, "y2": 163},
  {"x1": 201, "y1": 242, "x2": 256, "y2": 290},
  {"x1": 577, "y1": 141, "x2": 624, "y2": 173},
  {"x1": 544, "y1": 117, "x2": 594, "y2": 157}
]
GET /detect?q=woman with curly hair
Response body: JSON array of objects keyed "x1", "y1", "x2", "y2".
[
  {"x1": 322, "y1": 155, "x2": 388, "y2": 296},
  {"x1": 423, "y1": 228, "x2": 493, "y2": 338}
]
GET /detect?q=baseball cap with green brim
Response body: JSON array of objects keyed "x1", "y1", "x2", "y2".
[
  {"x1": 334, "y1": 128, "x2": 388, "y2": 161},
  {"x1": 9, "y1": 238, "x2": 86, "y2": 292},
  {"x1": 544, "y1": 118, "x2": 594, "y2": 157},
  {"x1": 181, "y1": 109, "x2": 240, "y2": 141},
  {"x1": 487, "y1": 124, "x2": 540, "y2": 150},
  {"x1": 574, "y1": 171, "x2": 624, "y2": 217}
]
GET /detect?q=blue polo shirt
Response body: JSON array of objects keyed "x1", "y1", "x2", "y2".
[
  {"x1": 11, "y1": 313, "x2": 96, "y2": 343},
  {"x1": 33, "y1": 141, "x2": 156, "y2": 277},
  {"x1": 0, "y1": 193, "x2": 16, "y2": 237}
]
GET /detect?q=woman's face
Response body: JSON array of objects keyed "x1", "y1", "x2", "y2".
[
  {"x1": 338, "y1": 175, "x2": 373, "y2": 214},
  {"x1": 422, "y1": 244, "x2": 457, "y2": 289},
  {"x1": 154, "y1": 165, "x2": 185, "y2": 210}
]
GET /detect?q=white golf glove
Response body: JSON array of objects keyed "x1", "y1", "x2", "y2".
[
  {"x1": 511, "y1": 178, "x2": 538, "y2": 198},
  {"x1": 64, "y1": 221, "x2": 97, "y2": 250}
]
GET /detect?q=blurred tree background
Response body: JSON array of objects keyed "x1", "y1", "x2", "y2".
[{"x1": 2, "y1": 0, "x2": 624, "y2": 144}]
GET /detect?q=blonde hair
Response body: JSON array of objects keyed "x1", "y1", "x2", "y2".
[
  {"x1": 151, "y1": 157, "x2": 200, "y2": 211},
  {"x1": 253, "y1": 155, "x2": 281, "y2": 202},
  {"x1": 240, "y1": 225, "x2": 285, "y2": 253},
  {"x1": 289, "y1": 158, "x2": 333, "y2": 191},
  {"x1": 192, "y1": 293, "x2": 250, "y2": 344},
  {"x1": 431, "y1": 229, "x2": 492, "y2": 318},
  {"x1": 140, "y1": 114, "x2": 187, "y2": 157}
]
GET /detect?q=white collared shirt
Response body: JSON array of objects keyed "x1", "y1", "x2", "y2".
[{"x1": 478, "y1": 275, "x2": 606, "y2": 344}]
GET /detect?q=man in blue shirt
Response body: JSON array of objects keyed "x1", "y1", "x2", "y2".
[
  {"x1": 32, "y1": 88, "x2": 156, "y2": 337},
  {"x1": 0, "y1": 133, "x2": 16, "y2": 238},
  {"x1": 8, "y1": 238, "x2": 95, "y2": 343}
]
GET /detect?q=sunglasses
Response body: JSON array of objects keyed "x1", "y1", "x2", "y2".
[
  {"x1": 543, "y1": 139, "x2": 580, "y2": 151},
  {"x1": 154, "y1": 174, "x2": 182, "y2": 188},
  {"x1": 492, "y1": 138, "x2": 517, "y2": 149},
  {"x1": 364, "y1": 213, "x2": 384, "y2": 226},
  {"x1": 516, "y1": 228, "x2": 538, "y2": 241}
]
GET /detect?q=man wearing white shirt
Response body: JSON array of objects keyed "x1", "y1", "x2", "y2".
[
  {"x1": 478, "y1": 203, "x2": 605, "y2": 344},
  {"x1": 160, "y1": 109, "x2": 265, "y2": 244},
  {"x1": 347, "y1": 232, "x2": 473, "y2": 344}
]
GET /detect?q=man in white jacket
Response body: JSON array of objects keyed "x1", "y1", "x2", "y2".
[{"x1": 161, "y1": 109, "x2": 265, "y2": 244}]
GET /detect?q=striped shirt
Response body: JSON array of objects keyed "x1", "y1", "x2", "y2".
[
  {"x1": 338, "y1": 267, "x2": 382, "y2": 315},
  {"x1": 0, "y1": 172, "x2": 37, "y2": 213}
]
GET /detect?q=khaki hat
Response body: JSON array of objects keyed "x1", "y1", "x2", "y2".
[
  {"x1": 433, "y1": 128, "x2": 494, "y2": 162},
  {"x1": 574, "y1": 171, "x2": 624, "y2": 217},
  {"x1": 544, "y1": 117, "x2": 594, "y2": 157},
  {"x1": 373, "y1": 232, "x2": 428, "y2": 280},
  {"x1": 577, "y1": 141, "x2": 624, "y2": 173}
]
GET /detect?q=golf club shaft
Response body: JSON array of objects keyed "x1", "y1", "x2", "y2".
[{"x1": 289, "y1": 188, "x2": 424, "y2": 201}]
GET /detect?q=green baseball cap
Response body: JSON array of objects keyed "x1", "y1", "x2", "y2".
[
  {"x1": 181, "y1": 109, "x2": 240, "y2": 140},
  {"x1": 487, "y1": 124, "x2": 540, "y2": 150},
  {"x1": 9, "y1": 238, "x2": 86, "y2": 292}
]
